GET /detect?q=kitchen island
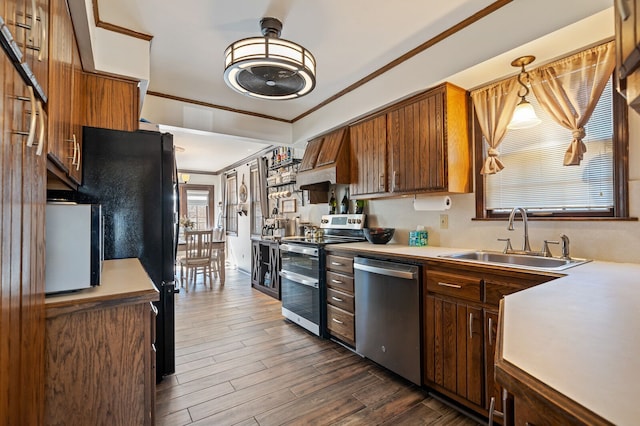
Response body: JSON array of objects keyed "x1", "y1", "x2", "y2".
[
  {"x1": 328, "y1": 242, "x2": 640, "y2": 424},
  {"x1": 44, "y1": 258, "x2": 159, "y2": 426}
]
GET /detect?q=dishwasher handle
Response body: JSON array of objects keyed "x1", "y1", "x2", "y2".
[{"x1": 354, "y1": 260, "x2": 417, "y2": 280}]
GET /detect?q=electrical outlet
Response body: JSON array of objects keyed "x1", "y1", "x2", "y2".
[{"x1": 439, "y1": 214, "x2": 449, "y2": 229}]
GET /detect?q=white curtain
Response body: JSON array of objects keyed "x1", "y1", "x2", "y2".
[
  {"x1": 530, "y1": 42, "x2": 616, "y2": 166},
  {"x1": 471, "y1": 79, "x2": 520, "y2": 174}
]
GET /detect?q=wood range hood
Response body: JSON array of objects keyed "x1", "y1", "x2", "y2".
[{"x1": 296, "y1": 127, "x2": 351, "y2": 194}]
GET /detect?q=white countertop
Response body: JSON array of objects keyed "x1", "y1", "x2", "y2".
[
  {"x1": 45, "y1": 258, "x2": 159, "y2": 316},
  {"x1": 328, "y1": 242, "x2": 640, "y2": 423}
]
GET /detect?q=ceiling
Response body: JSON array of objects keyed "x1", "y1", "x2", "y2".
[{"x1": 95, "y1": 0, "x2": 614, "y2": 173}]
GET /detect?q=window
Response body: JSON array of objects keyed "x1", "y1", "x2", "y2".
[
  {"x1": 178, "y1": 184, "x2": 214, "y2": 239},
  {"x1": 225, "y1": 172, "x2": 238, "y2": 235},
  {"x1": 475, "y1": 76, "x2": 629, "y2": 219},
  {"x1": 250, "y1": 166, "x2": 263, "y2": 236}
]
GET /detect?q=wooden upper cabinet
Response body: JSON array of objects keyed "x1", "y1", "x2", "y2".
[
  {"x1": 3, "y1": 0, "x2": 49, "y2": 97},
  {"x1": 298, "y1": 136, "x2": 323, "y2": 172},
  {"x1": 349, "y1": 82, "x2": 471, "y2": 198},
  {"x1": 47, "y1": 0, "x2": 73, "y2": 172},
  {"x1": 82, "y1": 73, "x2": 139, "y2": 132},
  {"x1": 68, "y1": 33, "x2": 83, "y2": 183},
  {"x1": 388, "y1": 82, "x2": 470, "y2": 194},
  {"x1": 350, "y1": 114, "x2": 387, "y2": 196}
]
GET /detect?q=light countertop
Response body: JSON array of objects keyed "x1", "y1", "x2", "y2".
[
  {"x1": 45, "y1": 258, "x2": 159, "y2": 317},
  {"x1": 327, "y1": 242, "x2": 640, "y2": 423}
]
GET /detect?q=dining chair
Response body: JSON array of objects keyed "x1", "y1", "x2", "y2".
[
  {"x1": 179, "y1": 229, "x2": 215, "y2": 292},
  {"x1": 210, "y1": 228, "x2": 224, "y2": 280}
]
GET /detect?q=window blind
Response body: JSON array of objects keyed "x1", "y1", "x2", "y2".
[{"x1": 485, "y1": 77, "x2": 613, "y2": 213}]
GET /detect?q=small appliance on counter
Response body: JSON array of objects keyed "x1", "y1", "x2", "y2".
[{"x1": 45, "y1": 202, "x2": 103, "y2": 294}]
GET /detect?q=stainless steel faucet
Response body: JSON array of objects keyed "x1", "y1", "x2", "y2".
[
  {"x1": 507, "y1": 207, "x2": 532, "y2": 252},
  {"x1": 560, "y1": 234, "x2": 570, "y2": 259}
]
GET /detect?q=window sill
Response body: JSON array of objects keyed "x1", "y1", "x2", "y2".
[{"x1": 473, "y1": 217, "x2": 638, "y2": 222}]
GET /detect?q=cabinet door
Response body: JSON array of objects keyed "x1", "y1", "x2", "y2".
[
  {"x1": 47, "y1": 0, "x2": 73, "y2": 170},
  {"x1": 350, "y1": 115, "x2": 387, "y2": 196},
  {"x1": 83, "y1": 73, "x2": 139, "y2": 131},
  {"x1": 251, "y1": 241, "x2": 260, "y2": 286},
  {"x1": 388, "y1": 90, "x2": 445, "y2": 193},
  {"x1": 68, "y1": 34, "x2": 83, "y2": 183},
  {"x1": 1, "y1": 52, "x2": 47, "y2": 425},
  {"x1": 424, "y1": 294, "x2": 483, "y2": 406},
  {"x1": 268, "y1": 242, "x2": 280, "y2": 294},
  {"x1": 485, "y1": 309, "x2": 504, "y2": 420}
]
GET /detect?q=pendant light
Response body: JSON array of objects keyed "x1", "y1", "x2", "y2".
[
  {"x1": 223, "y1": 17, "x2": 316, "y2": 100},
  {"x1": 507, "y1": 55, "x2": 541, "y2": 130}
]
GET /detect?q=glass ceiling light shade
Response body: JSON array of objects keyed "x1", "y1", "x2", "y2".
[
  {"x1": 223, "y1": 17, "x2": 316, "y2": 100},
  {"x1": 507, "y1": 55, "x2": 541, "y2": 130}
]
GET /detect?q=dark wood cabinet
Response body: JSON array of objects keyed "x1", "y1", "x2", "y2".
[
  {"x1": 423, "y1": 261, "x2": 556, "y2": 422},
  {"x1": 616, "y1": 0, "x2": 640, "y2": 111},
  {"x1": 45, "y1": 259, "x2": 158, "y2": 426},
  {"x1": 82, "y1": 72, "x2": 139, "y2": 131},
  {"x1": 47, "y1": 0, "x2": 74, "y2": 174},
  {"x1": 424, "y1": 284, "x2": 483, "y2": 407},
  {"x1": 251, "y1": 240, "x2": 280, "y2": 299},
  {"x1": 325, "y1": 252, "x2": 356, "y2": 347},
  {"x1": 0, "y1": 37, "x2": 47, "y2": 424},
  {"x1": 349, "y1": 114, "x2": 387, "y2": 196},
  {"x1": 349, "y1": 82, "x2": 471, "y2": 199}
]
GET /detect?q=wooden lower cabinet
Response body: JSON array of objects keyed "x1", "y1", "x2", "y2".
[
  {"x1": 423, "y1": 261, "x2": 557, "y2": 422},
  {"x1": 325, "y1": 252, "x2": 356, "y2": 347},
  {"x1": 424, "y1": 294, "x2": 483, "y2": 406},
  {"x1": 44, "y1": 273, "x2": 157, "y2": 426}
]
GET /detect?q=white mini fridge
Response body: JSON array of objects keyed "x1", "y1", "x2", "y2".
[{"x1": 45, "y1": 203, "x2": 103, "y2": 294}]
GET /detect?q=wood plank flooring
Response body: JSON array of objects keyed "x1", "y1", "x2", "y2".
[{"x1": 157, "y1": 268, "x2": 480, "y2": 425}]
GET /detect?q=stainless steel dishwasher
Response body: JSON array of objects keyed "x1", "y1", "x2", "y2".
[{"x1": 354, "y1": 257, "x2": 421, "y2": 385}]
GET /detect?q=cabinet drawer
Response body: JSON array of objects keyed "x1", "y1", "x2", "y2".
[
  {"x1": 327, "y1": 305, "x2": 355, "y2": 343},
  {"x1": 326, "y1": 254, "x2": 353, "y2": 274},
  {"x1": 427, "y1": 270, "x2": 481, "y2": 302},
  {"x1": 327, "y1": 288, "x2": 354, "y2": 313},
  {"x1": 326, "y1": 271, "x2": 354, "y2": 293}
]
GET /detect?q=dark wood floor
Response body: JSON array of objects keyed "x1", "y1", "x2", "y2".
[{"x1": 156, "y1": 268, "x2": 479, "y2": 425}]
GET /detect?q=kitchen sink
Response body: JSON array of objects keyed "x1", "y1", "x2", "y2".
[{"x1": 439, "y1": 251, "x2": 590, "y2": 271}]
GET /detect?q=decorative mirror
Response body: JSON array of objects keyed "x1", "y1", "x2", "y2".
[{"x1": 239, "y1": 174, "x2": 248, "y2": 203}]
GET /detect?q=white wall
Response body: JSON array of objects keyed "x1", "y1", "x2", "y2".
[{"x1": 223, "y1": 163, "x2": 253, "y2": 273}]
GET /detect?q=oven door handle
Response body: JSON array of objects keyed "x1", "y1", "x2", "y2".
[
  {"x1": 279, "y1": 243, "x2": 319, "y2": 257},
  {"x1": 279, "y1": 270, "x2": 319, "y2": 288}
]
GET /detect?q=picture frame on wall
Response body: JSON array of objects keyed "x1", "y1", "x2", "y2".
[{"x1": 281, "y1": 199, "x2": 297, "y2": 213}]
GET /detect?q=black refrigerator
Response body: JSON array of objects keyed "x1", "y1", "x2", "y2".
[{"x1": 78, "y1": 126, "x2": 179, "y2": 382}]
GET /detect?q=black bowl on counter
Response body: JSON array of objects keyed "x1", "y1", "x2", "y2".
[{"x1": 363, "y1": 228, "x2": 395, "y2": 244}]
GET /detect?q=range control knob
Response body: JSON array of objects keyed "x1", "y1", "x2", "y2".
[{"x1": 356, "y1": 219, "x2": 362, "y2": 224}]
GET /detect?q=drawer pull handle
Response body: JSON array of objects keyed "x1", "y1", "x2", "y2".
[
  {"x1": 331, "y1": 296, "x2": 343, "y2": 302},
  {"x1": 331, "y1": 279, "x2": 343, "y2": 284},
  {"x1": 332, "y1": 318, "x2": 344, "y2": 324},
  {"x1": 437, "y1": 282, "x2": 462, "y2": 289},
  {"x1": 331, "y1": 262, "x2": 343, "y2": 266}
]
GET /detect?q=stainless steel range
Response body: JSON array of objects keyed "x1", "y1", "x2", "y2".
[{"x1": 279, "y1": 214, "x2": 366, "y2": 336}]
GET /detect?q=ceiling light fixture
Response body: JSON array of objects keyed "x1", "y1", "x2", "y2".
[
  {"x1": 507, "y1": 55, "x2": 541, "y2": 130},
  {"x1": 223, "y1": 17, "x2": 316, "y2": 100}
]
